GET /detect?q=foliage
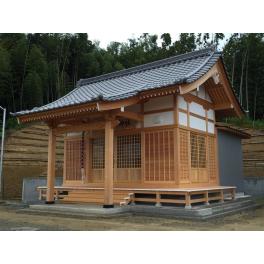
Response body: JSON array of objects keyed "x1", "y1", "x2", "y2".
[
  {"x1": 223, "y1": 33, "x2": 264, "y2": 120},
  {"x1": 224, "y1": 117, "x2": 264, "y2": 129}
]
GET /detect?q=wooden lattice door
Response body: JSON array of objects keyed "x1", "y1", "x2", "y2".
[
  {"x1": 64, "y1": 136, "x2": 86, "y2": 183},
  {"x1": 144, "y1": 129, "x2": 175, "y2": 182},
  {"x1": 190, "y1": 132, "x2": 208, "y2": 183}
]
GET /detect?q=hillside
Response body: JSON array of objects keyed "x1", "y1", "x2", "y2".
[
  {"x1": 2, "y1": 123, "x2": 63, "y2": 199},
  {"x1": 241, "y1": 128, "x2": 264, "y2": 177}
]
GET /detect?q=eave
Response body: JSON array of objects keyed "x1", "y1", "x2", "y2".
[{"x1": 180, "y1": 59, "x2": 244, "y2": 119}]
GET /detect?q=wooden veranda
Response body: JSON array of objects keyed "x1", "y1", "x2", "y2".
[{"x1": 37, "y1": 186, "x2": 236, "y2": 208}]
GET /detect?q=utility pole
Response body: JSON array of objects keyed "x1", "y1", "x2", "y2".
[{"x1": 0, "y1": 106, "x2": 6, "y2": 199}]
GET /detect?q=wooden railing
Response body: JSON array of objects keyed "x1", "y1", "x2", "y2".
[{"x1": 127, "y1": 187, "x2": 236, "y2": 208}]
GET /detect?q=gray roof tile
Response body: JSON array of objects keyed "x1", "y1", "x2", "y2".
[{"x1": 13, "y1": 47, "x2": 221, "y2": 116}]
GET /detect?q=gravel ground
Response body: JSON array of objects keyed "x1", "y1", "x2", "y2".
[{"x1": 0, "y1": 202, "x2": 264, "y2": 231}]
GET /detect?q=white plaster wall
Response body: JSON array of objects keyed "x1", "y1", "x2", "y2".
[
  {"x1": 189, "y1": 101, "x2": 206, "y2": 117},
  {"x1": 177, "y1": 95, "x2": 187, "y2": 110},
  {"x1": 207, "y1": 109, "x2": 215, "y2": 120},
  {"x1": 189, "y1": 116, "x2": 206, "y2": 132},
  {"x1": 144, "y1": 111, "x2": 174, "y2": 127},
  {"x1": 144, "y1": 95, "x2": 173, "y2": 112},
  {"x1": 198, "y1": 86, "x2": 206, "y2": 99},
  {"x1": 208, "y1": 121, "x2": 215, "y2": 134},
  {"x1": 178, "y1": 112, "x2": 188, "y2": 126},
  {"x1": 191, "y1": 86, "x2": 212, "y2": 102}
]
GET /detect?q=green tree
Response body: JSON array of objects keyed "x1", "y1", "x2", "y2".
[
  {"x1": 23, "y1": 71, "x2": 43, "y2": 108},
  {"x1": 0, "y1": 46, "x2": 13, "y2": 111}
]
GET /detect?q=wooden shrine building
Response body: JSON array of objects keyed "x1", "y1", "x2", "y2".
[{"x1": 13, "y1": 47, "x2": 244, "y2": 208}]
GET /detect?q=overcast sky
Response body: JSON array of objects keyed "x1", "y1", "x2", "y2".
[
  {"x1": 87, "y1": 33, "x2": 178, "y2": 48},
  {"x1": 88, "y1": 32, "x2": 230, "y2": 49}
]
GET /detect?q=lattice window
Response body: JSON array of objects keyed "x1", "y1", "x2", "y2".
[
  {"x1": 190, "y1": 133, "x2": 206, "y2": 169},
  {"x1": 116, "y1": 134, "x2": 141, "y2": 168},
  {"x1": 208, "y1": 136, "x2": 216, "y2": 181},
  {"x1": 179, "y1": 129, "x2": 189, "y2": 181},
  {"x1": 65, "y1": 138, "x2": 83, "y2": 181},
  {"x1": 91, "y1": 137, "x2": 105, "y2": 169},
  {"x1": 144, "y1": 129, "x2": 174, "y2": 181}
]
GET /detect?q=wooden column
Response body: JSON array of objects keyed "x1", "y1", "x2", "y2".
[
  {"x1": 46, "y1": 128, "x2": 56, "y2": 204},
  {"x1": 103, "y1": 120, "x2": 114, "y2": 208}
]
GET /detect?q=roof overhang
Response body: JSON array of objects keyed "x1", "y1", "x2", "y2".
[
  {"x1": 15, "y1": 85, "x2": 180, "y2": 124},
  {"x1": 179, "y1": 59, "x2": 244, "y2": 119},
  {"x1": 216, "y1": 122, "x2": 251, "y2": 139},
  {"x1": 15, "y1": 56, "x2": 243, "y2": 124}
]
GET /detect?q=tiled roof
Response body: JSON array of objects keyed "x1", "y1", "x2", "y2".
[{"x1": 13, "y1": 47, "x2": 221, "y2": 116}]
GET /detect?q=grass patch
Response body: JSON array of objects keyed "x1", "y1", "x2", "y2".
[{"x1": 223, "y1": 117, "x2": 264, "y2": 129}]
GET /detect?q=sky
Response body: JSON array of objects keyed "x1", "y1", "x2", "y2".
[
  {"x1": 87, "y1": 32, "x2": 230, "y2": 49},
  {"x1": 87, "y1": 32, "x2": 179, "y2": 49}
]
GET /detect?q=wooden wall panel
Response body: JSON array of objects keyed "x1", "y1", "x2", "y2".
[
  {"x1": 179, "y1": 129, "x2": 189, "y2": 183},
  {"x1": 144, "y1": 129, "x2": 175, "y2": 182},
  {"x1": 64, "y1": 138, "x2": 83, "y2": 181},
  {"x1": 208, "y1": 136, "x2": 217, "y2": 182}
]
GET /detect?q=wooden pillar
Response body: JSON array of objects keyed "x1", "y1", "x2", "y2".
[
  {"x1": 103, "y1": 120, "x2": 114, "y2": 208},
  {"x1": 46, "y1": 128, "x2": 56, "y2": 204}
]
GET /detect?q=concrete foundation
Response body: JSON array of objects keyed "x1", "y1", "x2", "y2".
[{"x1": 27, "y1": 196, "x2": 257, "y2": 220}]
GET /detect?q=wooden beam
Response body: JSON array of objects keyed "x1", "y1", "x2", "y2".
[
  {"x1": 103, "y1": 120, "x2": 114, "y2": 207},
  {"x1": 216, "y1": 60, "x2": 244, "y2": 118},
  {"x1": 179, "y1": 64, "x2": 219, "y2": 95},
  {"x1": 112, "y1": 109, "x2": 144, "y2": 121},
  {"x1": 97, "y1": 96, "x2": 140, "y2": 111},
  {"x1": 182, "y1": 93, "x2": 214, "y2": 110},
  {"x1": 214, "y1": 103, "x2": 233, "y2": 111},
  {"x1": 54, "y1": 121, "x2": 106, "y2": 134},
  {"x1": 17, "y1": 102, "x2": 98, "y2": 124},
  {"x1": 46, "y1": 128, "x2": 56, "y2": 204},
  {"x1": 139, "y1": 85, "x2": 179, "y2": 99}
]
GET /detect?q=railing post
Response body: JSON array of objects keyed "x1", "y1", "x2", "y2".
[
  {"x1": 129, "y1": 193, "x2": 135, "y2": 205},
  {"x1": 185, "y1": 192, "x2": 192, "y2": 209},
  {"x1": 38, "y1": 189, "x2": 42, "y2": 200},
  {"x1": 231, "y1": 188, "x2": 236, "y2": 200},
  {"x1": 220, "y1": 190, "x2": 224, "y2": 203},
  {"x1": 155, "y1": 192, "x2": 161, "y2": 207},
  {"x1": 205, "y1": 191, "x2": 210, "y2": 205}
]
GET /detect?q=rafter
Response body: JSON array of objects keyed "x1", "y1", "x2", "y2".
[{"x1": 214, "y1": 103, "x2": 234, "y2": 111}]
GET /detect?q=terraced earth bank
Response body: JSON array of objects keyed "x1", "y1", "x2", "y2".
[{"x1": 2, "y1": 123, "x2": 63, "y2": 199}]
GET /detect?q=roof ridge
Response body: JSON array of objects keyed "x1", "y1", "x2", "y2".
[{"x1": 77, "y1": 47, "x2": 216, "y2": 87}]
